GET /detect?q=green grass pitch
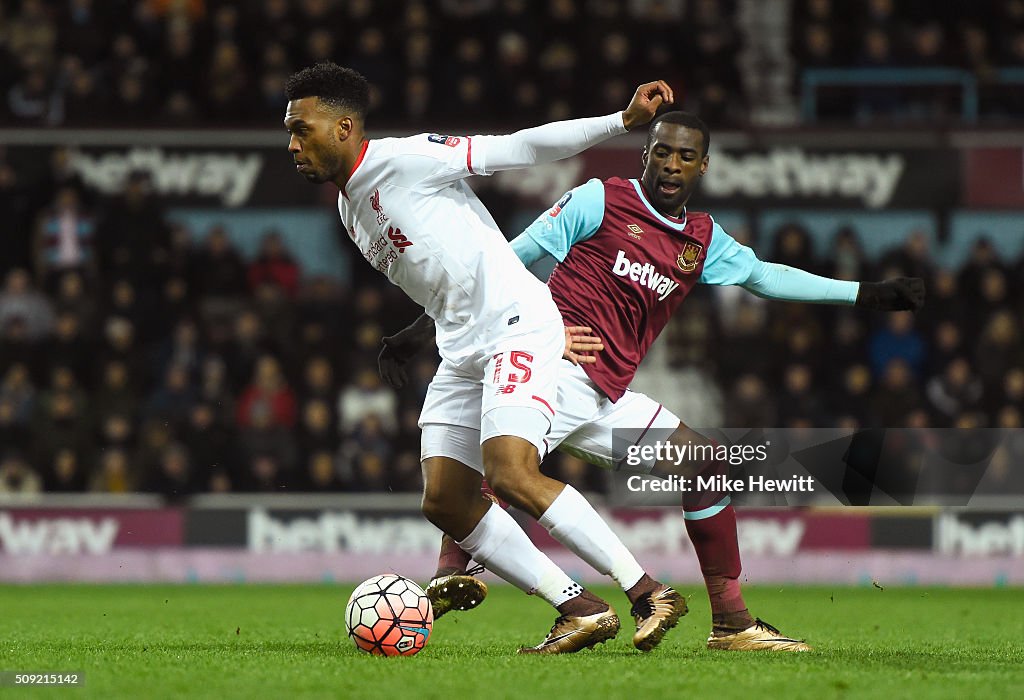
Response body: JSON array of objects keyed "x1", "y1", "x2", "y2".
[{"x1": 2, "y1": 584, "x2": 1022, "y2": 699}]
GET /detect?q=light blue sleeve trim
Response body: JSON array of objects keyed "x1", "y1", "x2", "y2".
[
  {"x1": 683, "y1": 495, "x2": 732, "y2": 520},
  {"x1": 743, "y1": 260, "x2": 860, "y2": 304},
  {"x1": 509, "y1": 233, "x2": 550, "y2": 267},
  {"x1": 522, "y1": 178, "x2": 605, "y2": 262},
  {"x1": 699, "y1": 221, "x2": 758, "y2": 286}
]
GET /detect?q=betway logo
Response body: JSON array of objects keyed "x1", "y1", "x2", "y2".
[
  {"x1": 611, "y1": 250, "x2": 679, "y2": 301},
  {"x1": 248, "y1": 508, "x2": 439, "y2": 553},
  {"x1": 606, "y1": 514, "x2": 804, "y2": 556},
  {"x1": 0, "y1": 512, "x2": 119, "y2": 554},
  {"x1": 737, "y1": 518, "x2": 805, "y2": 556},
  {"x1": 938, "y1": 514, "x2": 1024, "y2": 556},
  {"x1": 703, "y1": 148, "x2": 904, "y2": 208},
  {"x1": 70, "y1": 148, "x2": 262, "y2": 207}
]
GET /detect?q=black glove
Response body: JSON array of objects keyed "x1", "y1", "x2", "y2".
[
  {"x1": 377, "y1": 314, "x2": 436, "y2": 389},
  {"x1": 378, "y1": 337, "x2": 412, "y2": 389},
  {"x1": 856, "y1": 277, "x2": 925, "y2": 311}
]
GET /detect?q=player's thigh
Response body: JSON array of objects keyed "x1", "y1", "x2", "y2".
[{"x1": 559, "y1": 390, "x2": 681, "y2": 472}]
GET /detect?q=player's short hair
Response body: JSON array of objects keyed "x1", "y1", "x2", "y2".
[
  {"x1": 647, "y1": 111, "x2": 710, "y2": 156},
  {"x1": 284, "y1": 63, "x2": 370, "y2": 118}
]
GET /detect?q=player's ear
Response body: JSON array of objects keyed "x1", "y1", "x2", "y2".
[
  {"x1": 699, "y1": 154, "x2": 709, "y2": 176},
  {"x1": 641, "y1": 147, "x2": 649, "y2": 168},
  {"x1": 335, "y1": 115, "x2": 355, "y2": 142}
]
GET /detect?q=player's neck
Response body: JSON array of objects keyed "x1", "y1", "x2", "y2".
[
  {"x1": 332, "y1": 134, "x2": 368, "y2": 191},
  {"x1": 639, "y1": 180, "x2": 687, "y2": 219}
]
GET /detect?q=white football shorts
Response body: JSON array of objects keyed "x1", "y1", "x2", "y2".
[
  {"x1": 419, "y1": 318, "x2": 564, "y2": 462},
  {"x1": 421, "y1": 361, "x2": 680, "y2": 474}
]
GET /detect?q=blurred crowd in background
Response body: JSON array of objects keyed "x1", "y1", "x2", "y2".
[
  {"x1": 3, "y1": 0, "x2": 1024, "y2": 129},
  {"x1": 1, "y1": 148, "x2": 1022, "y2": 497},
  {"x1": 1, "y1": 0, "x2": 1023, "y2": 497}
]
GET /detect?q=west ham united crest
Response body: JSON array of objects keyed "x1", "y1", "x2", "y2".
[{"x1": 676, "y1": 241, "x2": 703, "y2": 273}]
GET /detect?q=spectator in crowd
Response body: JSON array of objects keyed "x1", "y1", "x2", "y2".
[
  {"x1": 34, "y1": 186, "x2": 96, "y2": 289},
  {"x1": 192, "y1": 226, "x2": 247, "y2": 302},
  {"x1": 0, "y1": 398, "x2": 31, "y2": 455},
  {"x1": 834, "y1": 364, "x2": 873, "y2": 426},
  {"x1": 142, "y1": 442, "x2": 193, "y2": 502},
  {"x1": 93, "y1": 360, "x2": 137, "y2": 428},
  {"x1": 184, "y1": 402, "x2": 236, "y2": 490},
  {"x1": 338, "y1": 366, "x2": 397, "y2": 435},
  {"x1": 44, "y1": 448, "x2": 88, "y2": 493},
  {"x1": 0, "y1": 363, "x2": 36, "y2": 425},
  {"x1": 298, "y1": 396, "x2": 337, "y2": 450},
  {"x1": 143, "y1": 363, "x2": 197, "y2": 429},
  {"x1": 0, "y1": 268, "x2": 56, "y2": 342},
  {"x1": 303, "y1": 450, "x2": 344, "y2": 492},
  {"x1": 871, "y1": 358, "x2": 923, "y2": 427},
  {"x1": 91, "y1": 447, "x2": 134, "y2": 493},
  {"x1": 0, "y1": 451, "x2": 42, "y2": 494},
  {"x1": 53, "y1": 271, "x2": 97, "y2": 331},
  {"x1": 869, "y1": 312, "x2": 926, "y2": 380},
  {"x1": 95, "y1": 413, "x2": 134, "y2": 454},
  {"x1": 975, "y1": 310, "x2": 1024, "y2": 395},
  {"x1": 236, "y1": 354, "x2": 297, "y2": 431},
  {"x1": 726, "y1": 374, "x2": 778, "y2": 427},
  {"x1": 927, "y1": 357, "x2": 985, "y2": 425}
]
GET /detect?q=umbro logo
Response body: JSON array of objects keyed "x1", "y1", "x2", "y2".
[{"x1": 627, "y1": 223, "x2": 644, "y2": 239}]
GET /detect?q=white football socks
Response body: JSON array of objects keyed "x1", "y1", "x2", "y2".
[
  {"x1": 539, "y1": 485, "x2": 645, "y2": 591},
  {"x1": 456, "y1": 502, "x2": 583, "y2": 607}
]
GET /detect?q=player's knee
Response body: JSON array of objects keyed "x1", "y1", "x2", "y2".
[
  {"x1": 420, "y1": 489, "x2": 456, "y2": 531},
  {"x1": 481, "y1": 463, "x2": 533, "y2": 511}
]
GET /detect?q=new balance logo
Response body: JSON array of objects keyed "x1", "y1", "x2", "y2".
[{"x1": 611, "y1": 250, "x2": 679, "y2": 301}]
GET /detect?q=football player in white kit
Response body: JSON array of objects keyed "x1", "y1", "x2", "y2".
[{"x1": 283, "y1": 63, "x2": 686, "y2": 653}]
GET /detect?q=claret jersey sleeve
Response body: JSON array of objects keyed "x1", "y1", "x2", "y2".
[{"x1": 521, "y1": 178, "x2": 606, "y2": 262}]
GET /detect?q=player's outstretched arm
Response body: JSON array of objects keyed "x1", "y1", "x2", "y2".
[
  {"x1": 471, "y1": 81, "x2": 673, "y2": 173},
  {"x1": 741, "y1": 261, "x2": 925, "y2": 311}
]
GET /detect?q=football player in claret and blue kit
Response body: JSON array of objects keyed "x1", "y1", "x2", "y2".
[{"x1": 381, "y1": 110, "x2": 924, "y2": 651}]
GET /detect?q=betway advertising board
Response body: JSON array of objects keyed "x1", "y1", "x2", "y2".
[
  {"x1": 5, "y1": 143, "x2": 333, "y2": 208},
  {"x1": 567, "y1": 146, "x2": 961, "y2": 210},
  {"x1": 0, "y1": 509, "x2": 182, "y2": 554},
  {"x1": 7, "y1": 139, "x2": 962, "y2": 210},
  {"x1": 2, "y1": 505, "x2": 1021, "y2": 584},
  {"x1": 0, "y1": 506, "x2": 920, "y2": 555}
]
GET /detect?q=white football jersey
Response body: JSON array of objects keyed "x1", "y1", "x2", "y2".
[{"x1": 337, "y1": 134, "x2": 559, "y2": 366}]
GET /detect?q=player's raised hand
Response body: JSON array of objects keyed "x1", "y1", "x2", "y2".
[
  {"x1": 563, "y1": 325, "x2": 604, "y2": 365},
  {"x1": 856, "y1": 278, "x2": 926, "y2": 311},
  {"x1": 622, "y1": 81, "x2": 675, "y2": 130}
]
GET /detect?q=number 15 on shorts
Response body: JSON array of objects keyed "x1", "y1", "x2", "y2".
[{"x1": 490, "y1": 350, "x2": 533, "y2": 395}]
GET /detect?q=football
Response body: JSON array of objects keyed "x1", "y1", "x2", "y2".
[{"x1": 345, "y1": 575, "x2": 434, "y2": 656}]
